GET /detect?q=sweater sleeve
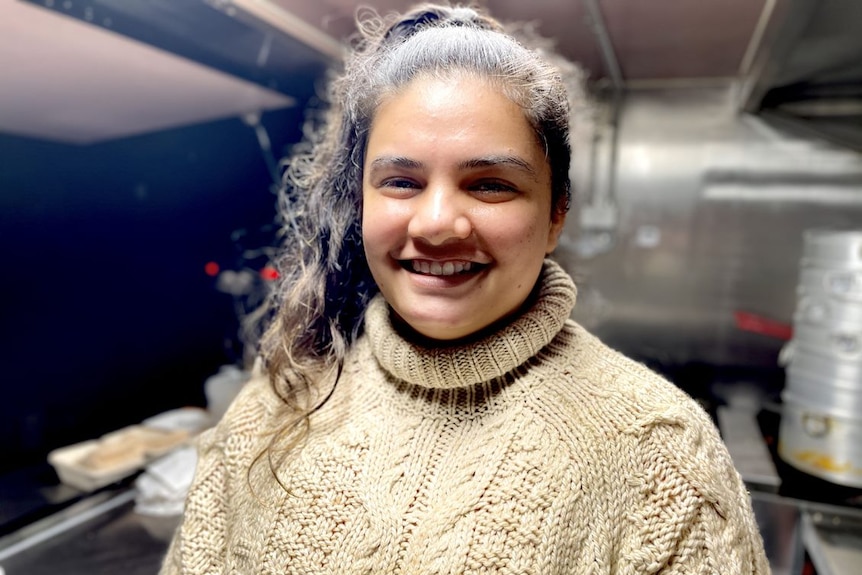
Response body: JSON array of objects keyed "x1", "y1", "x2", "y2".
[
  {"x1": 158, "y1": 371, "x2": 283, "y2": 574},
  {"x1": 625, "y1": 405, "x2": 771, "y2": 575},
  {"x1": 159, "y1": 426, "x2": 229, "y2": 575}
]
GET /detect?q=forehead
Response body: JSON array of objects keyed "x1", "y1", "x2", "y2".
[
  {"x1": 366, "y1": 74, "x2": 545, "y2": 163},
  {"x1": 373, "y1": 70, "x2": 526, "y2": 119}
]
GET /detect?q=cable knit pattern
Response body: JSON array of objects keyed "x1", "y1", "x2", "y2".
[
  {"x1": 161, "y1": 260, "x2": 770, "y2": 575},
  {"x1": 365, "y1": 261, "x2": 577, "y2": 389}
]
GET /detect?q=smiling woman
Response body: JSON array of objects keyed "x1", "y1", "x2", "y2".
[
  {"x1": 161, "y1": 4, "x2": 770, "y2": 574},
  {"x1": 362, "y1": 74, "x2": 563, "y2": 341}
]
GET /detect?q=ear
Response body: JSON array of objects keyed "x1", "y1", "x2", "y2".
[{"x1": 545, "y1": 209, "x2": 567, "y2": 254}]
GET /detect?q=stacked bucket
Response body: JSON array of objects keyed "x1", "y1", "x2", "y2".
[{"x1": 779, "y1": 229, "x2": 862, "y2": 488}]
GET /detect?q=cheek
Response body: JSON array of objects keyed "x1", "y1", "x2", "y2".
[
  {"x1": 361, "y1": 197, "x2": 409, "y2": 254},
  {"x1": 360, "y1": 195, "x2": 378, "y2": 254},
  {"x1": 483, "y1": 210, "x2": 548, "y2": 253}
]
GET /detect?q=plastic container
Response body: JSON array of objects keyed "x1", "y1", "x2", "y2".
[
  {"x1": 204, "y1": 365, "x2": 250, "y2": 422},
  {"x1": 779, "y1": 398, "x2": 862, "y2": 488},
  {"x1": 48, "y1": 424, "x2": 190, "y2": 492},
  {"x1": 800, "y1": 229, "x2": 862, "y2": 269},
  {"x1": 791, "y1": 321, "x2": 862, "y2": 361},
  {"x1": 784, "y1": 368, "x2": 862, "y2": 421},
  {"x1": 795, "y1": 293, "x2": 862, "y2": 326},
  {"x1": 48, "y1": 438, "x2": 144, "y2": 491},
  {"x1": 789, "y1": 346, "x2": 862, "y2": 386},
  {"x1": 798, "y1": 266, "x2": 862, "y2": 303}
]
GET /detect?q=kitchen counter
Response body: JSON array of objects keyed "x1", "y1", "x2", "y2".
[
  {"x1": 749, "y1": 489, "x2": 862, "y2": 575},
  {"x1": 802, "y1": 509, "x2": 862, "y2": 575},
  {"x1": 0, "y1": 488, "x2": 175, "y2": 575}
]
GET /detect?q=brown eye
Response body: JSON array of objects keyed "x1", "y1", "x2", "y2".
[
  {"x1": 378, "y1": 177, "x2": 422, "y2": 198},
  {"x1": 384, "y1": 178, "x2": 418, "y2": 189},
  {"x1": 469, "y1": 180, "x2": 518, "y2": 200}
]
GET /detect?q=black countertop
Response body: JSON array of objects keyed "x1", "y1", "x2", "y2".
[{"x1": 0, "y1": 487, "x2": 175, "y2": 575}]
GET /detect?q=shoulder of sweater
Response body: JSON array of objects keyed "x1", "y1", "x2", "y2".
[
  {"x1": 544, "y1": 321, "x2": 740, "y2": 506},
  {"x1": 544, "y1": 320, "x2": 709, "y2": 432},
  {"x1": 199, "y1": 372, "x2": 286, "y2": 450}
]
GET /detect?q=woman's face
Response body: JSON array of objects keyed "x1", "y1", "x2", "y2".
[{"x1": 362, "y1": 75, "x2": 565, "y2": 341}]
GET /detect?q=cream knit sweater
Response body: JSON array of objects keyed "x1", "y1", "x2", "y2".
[{"x1": 161, "y1": 261, "x2": 770, "y2": 574}]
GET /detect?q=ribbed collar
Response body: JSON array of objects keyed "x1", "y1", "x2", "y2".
[{"x1": 364, "y1": 259, "x2": 577, "y2": 389}]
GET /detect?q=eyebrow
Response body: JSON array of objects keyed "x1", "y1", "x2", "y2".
[
  {"x1": 367, "y1": 156, "x2": 423, "y2": 172},
  {"x1": 459, "y1": 155, "x2": 539, "y2": 180},
  {"x1": 367, "y1": 154, "x2": 539, "y2": 180}
]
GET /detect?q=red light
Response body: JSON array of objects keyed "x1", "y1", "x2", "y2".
[
  {"x1": 204, "y1": 261, "x2": 220, "y2": 277},
  {"x1": 260, "y1": 266, "x2": 279, "y2": 281}
]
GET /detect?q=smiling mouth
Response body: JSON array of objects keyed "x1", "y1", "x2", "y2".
[{"x1": 401, "y1": 259, "x2": 486, "y2": 276}]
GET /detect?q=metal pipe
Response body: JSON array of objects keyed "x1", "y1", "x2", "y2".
[
  {"x1": 582, "y1": 0, "x2": 624, "y2": 90},
  {"x1": 739, "y1": 0, "x2": 778, "y2": 77}
]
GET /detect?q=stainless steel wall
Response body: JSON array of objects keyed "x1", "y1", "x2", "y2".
[{"x1": 558, "y1": 84, "x2": 862, "y2": 370}]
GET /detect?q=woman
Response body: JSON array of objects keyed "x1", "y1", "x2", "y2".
[{"x1": 162, "y1": 4, "x2": 770, "y2": 574}]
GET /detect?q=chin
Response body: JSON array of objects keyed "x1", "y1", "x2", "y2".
[
  {"x1": 388, "y1": 309, "x2": 479, "y2": 343},
  {"x1": 407, "y1": 319, "x2": 475, "y2": 342}
]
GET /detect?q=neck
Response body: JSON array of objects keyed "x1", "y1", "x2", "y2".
[{"x1": 364, "y1": 259, "x2": 577, "y2": 389}]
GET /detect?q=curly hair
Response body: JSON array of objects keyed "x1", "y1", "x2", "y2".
[{"x1": 255, "y1": 3, "x2": 578, "y2": 452}]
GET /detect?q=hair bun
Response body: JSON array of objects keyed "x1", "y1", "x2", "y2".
[{"x1": 382, "y1": 5, "x2": 500, "y2": 44}]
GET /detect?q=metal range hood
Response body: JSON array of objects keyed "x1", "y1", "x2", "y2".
[{"x1": 739, "y1": 0, "x2": 862, "y2": 151}]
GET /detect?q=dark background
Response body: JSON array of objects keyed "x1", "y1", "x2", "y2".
[{"x1": 0, "y1": 106, "x2": 305, "y2": 472}]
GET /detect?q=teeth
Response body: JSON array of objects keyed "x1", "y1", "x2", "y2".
[{"x1": 411, "y1": 260, "x2": 475, "y2": 276}]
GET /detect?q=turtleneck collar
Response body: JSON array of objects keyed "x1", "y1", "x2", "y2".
[{"x1": 364, "y1": 259, "x2": 577, "y2": 389}]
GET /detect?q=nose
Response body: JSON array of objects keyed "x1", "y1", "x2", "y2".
[{"x1": 406, "y1": 183, "x2": 472, "y2": 245}]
